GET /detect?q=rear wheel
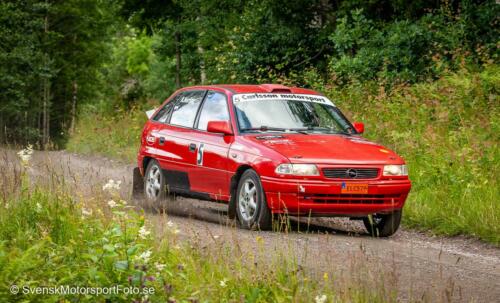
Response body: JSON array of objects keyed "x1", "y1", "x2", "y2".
[
  {"x1": 236, "y1": 169, "x2": 272, "y2": 230},
  {"x1": 144, "y1": 160, "x2": 167, "y2": 204},
  {"x1": 363, "y1": 210, "x2": 402, "y2": 237}
]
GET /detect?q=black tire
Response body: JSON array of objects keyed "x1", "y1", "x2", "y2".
[
  {"x1": 363, "y1": 210, "x2": 402, "y2": 237},
  {"x1": 143, "y1": 159, "x2": 167, "y2": 204},
  {"x1": 235, "y1": 169, "x2": 272, "y2": 230}
]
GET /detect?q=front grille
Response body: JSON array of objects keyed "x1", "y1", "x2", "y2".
[
  {"x1": 301, "y1": 194, "x2": 401, "y2": 204},
  {"x1": 322, "y1": 168, "x2": 379, "y2": 179}
]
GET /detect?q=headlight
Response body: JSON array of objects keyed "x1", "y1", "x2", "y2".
[
  {"x1": 275, "y1": 164, "x2": 319, "y2": 176},
  {"x1": 383, "y1": 165, "x2": 408, "y2": 176}
]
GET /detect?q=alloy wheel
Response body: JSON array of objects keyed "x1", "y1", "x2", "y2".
[{"x1": 238, "y1": 179, "x2": 258, "y2": 221}]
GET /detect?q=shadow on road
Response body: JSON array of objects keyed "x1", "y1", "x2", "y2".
[{"x1": 135, "y1": 195, "x2": 368, "y2": 237}]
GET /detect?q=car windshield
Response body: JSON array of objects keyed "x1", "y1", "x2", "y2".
[{"x1": 233, "y1": 95, "x2": 355, "y2": 134}]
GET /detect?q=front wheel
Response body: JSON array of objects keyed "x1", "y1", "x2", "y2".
[
  {"x1": 363, "y1": 210, "x2": 402, "y2": 237},
  {"x1": 235, "y1": 169, "x2": 272, "y2": 230}
]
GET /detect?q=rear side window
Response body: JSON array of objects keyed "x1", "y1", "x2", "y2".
[
  {"x1": 152, "y1": 94, "x2": 181, "y2": 123},
  {"x1": 196, "y1": 92, "x2": 229, "y2": 131},
  {"x1": 170, "y1": 90, "x2": 206, "y2": 127}
]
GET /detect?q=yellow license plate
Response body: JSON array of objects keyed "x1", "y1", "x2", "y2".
[{"x1": 341, "y1": 183, "x2": 368, "y2": 194}]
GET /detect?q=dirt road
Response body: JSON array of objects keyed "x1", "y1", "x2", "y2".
[{"x1": 8, "y1": 150, "x2": 500, "y2": 302}]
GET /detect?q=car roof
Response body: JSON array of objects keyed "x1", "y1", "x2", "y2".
[{"x1": 183, "y1": 84, "x2": 323, "y2": 95}]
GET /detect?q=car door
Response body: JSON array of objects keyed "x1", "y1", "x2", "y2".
[
  {"x1": 157, "y1": 90, "x2": 206, "y2": 193},
  {"x1": 147, "y1": 93, "x2": 181, "y2": 170},
  {"x1": 188, "y1": 90, "x2": 233, "y2": 200}
]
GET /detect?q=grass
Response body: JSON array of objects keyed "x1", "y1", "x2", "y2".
[
  {"x1": 325, "y1": 66, "x2": 500, "y2": 243},
  {"x1": 0, "y1": 153, "x2": 395, "y2": 302},
  {"x1": 66, "y1": 105, "x2": 147, "y2": 162},
  {"x1": 66, "y1": 66, "x2": 500, "y2": 244}
]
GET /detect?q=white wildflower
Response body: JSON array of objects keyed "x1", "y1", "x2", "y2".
[
  {"x1": 107, "y1": 200, "x2": 117, "y2": 208},
  {"x1": 102, "y1": 179, "x2": 121, "y2": 191},
  {"x1": 136, "y1": 250, "x2": 152, "y2": 263},
  {"x1": 35, "y1": 202, "x2": 42, "y2": 212},
  {"x1": 138, "y1": 225, "x2": 150, "y2": 239},
  {"x1": 17, "y1": 144, "x2": 34, "y2": 166},
  {"x1": 155, "y1": 262, "x2": 166, "y2": 271},
  {"x1": 219, "y1": 279, "x2": 228, "y2": 288},
  {"x1": 5, "y1": 203, "x2": 9, "y2": 209},
  {"x1": 213, "y1": 235, "x2": 220, "y2": 239},
  {"x1": 315, "y1": 294, "x2": 327, "y2": 303},
  {"x1": 82, "y1": 208, "x2": 92, "y2": 217},
  {"x1": 166, "y1": 221, "x2": 180, "y2": 234}
]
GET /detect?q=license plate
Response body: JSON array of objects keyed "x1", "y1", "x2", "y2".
[{"x1": 341, "y1": 183, "x2": 368, "y2": 194}]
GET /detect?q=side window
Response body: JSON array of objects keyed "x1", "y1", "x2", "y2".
[
  {"x1": 197, "y1": 92, "x2": 230, "y2": 131},
  {"x1": 152, "y1": 94, "x2": 180, "y2": 123},
  {"x1": 170, "y1": 90, "x2": 205, "y2": 128}
]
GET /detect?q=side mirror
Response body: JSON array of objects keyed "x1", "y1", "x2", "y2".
[
  {"x1": 353, "y1": 122, "x2": 364, "y2": 134},
  {"x1": 207, "y1": 121, "x2": 233, "y2": 136}
]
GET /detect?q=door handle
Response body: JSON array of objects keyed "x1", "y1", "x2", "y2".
[{"x1": 189, "y1": 143, "x2": 196, "y2": 152}]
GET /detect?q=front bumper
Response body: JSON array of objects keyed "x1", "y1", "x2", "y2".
[{"x1": 261, "y1": 176, "x2": 411, "y2": 216}]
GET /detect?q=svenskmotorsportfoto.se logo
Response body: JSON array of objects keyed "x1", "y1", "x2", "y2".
[
  {"x1": 10, "y1": 285, "x2": 19, "y2": 294},
  {"x1": 9, "y1": 284, "x2": 155, "y2": 296}
]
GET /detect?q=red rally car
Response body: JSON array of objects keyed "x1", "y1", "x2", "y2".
[{"x1": 134, "y1": 84, "x2": 411, "y2": 236}]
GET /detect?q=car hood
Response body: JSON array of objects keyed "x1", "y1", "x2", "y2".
[{"x1": 248, "y1": 134, "x2": 403, "y2": 165}]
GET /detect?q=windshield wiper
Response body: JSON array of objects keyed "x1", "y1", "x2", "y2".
[
  {"x1": 290, "y1": 126, "x2": 332, "y2": 133},
  {"x1": 241, "y1": 126, "x2": 311, "y2": 134},
  {"x1": 241, "y1": 126, "x2": 287, "y2": 133},
  {"x1": 291, "y1": 126, "x2": 353, "y2": 135}
]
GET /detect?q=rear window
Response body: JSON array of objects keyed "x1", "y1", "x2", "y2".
[
  {"x1": 169, "y1": 90, "x2": 206, "y2": 128},
  {"x1": 152, "y1": 95, "x2": 180, "y2": 123}
]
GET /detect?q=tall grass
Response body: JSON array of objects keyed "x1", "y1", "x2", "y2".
[
  {"x1": 0, "y1": 153, "x2": 394, "y2": 302},
  {"x1": 325, "y1": 66, "x2": 499, "y2": 243},
  {"x1": 67, "y1": 67, "x2": 500, "y2": 244},
  {"x1": 66, "y1": 105, "x2": 147, "y2": 162}
]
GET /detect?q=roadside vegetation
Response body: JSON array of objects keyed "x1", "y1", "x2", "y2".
[
  {"x1": 68, "y1": 66, "x2": 500, "y2": 244},
  {"x1": 328, "y1": 67, "x2": 499, "y2": 243},
  {"x1": 0, "y1": 150, "x2": 394, "y2": 302}
]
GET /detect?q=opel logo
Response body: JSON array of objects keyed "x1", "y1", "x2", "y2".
[{"x1": 346, "y1": 169, "x2": 357, "y2": 178}]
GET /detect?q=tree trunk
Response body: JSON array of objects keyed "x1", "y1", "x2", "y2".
[
  {"x1": 174, "y1": 31, "x2": 182, "y2": 88},
  {"x1": 70, "y1": 81, "x2": 78, "y2": 134},
  {"x1": 0, "y1": 114, "x2": 3, "y2": 144},
  {"x1": 198, "y1": 43, "x2": 206, "y2": 84},
  {"x1": 196, "y1": 17, "x2": 206, "y2": 84},
  {"x1": 42, "y1": 71, "x2": 50, "y2": 149},
  {"x1": 42, "y1": 14, "x2": 51, "y2": 149}
]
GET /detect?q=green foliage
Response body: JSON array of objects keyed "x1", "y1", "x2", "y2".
[
  {"x1": 2, "y1": 1, "x2": 499, "y2": 146},
  {"x1": 320, "y1": 66, "x2": 500, "y2": 243},
  {"x1": 328, "y1": 5, "x2": 498, "y2": 84},
  {"x1": 0, "y1": 170, "x2": 391, "y2": 302},
  {"x1": 0, "y1": 0, "x2": 120, "y2": 146}
]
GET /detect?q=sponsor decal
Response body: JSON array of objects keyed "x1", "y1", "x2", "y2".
[{"x1": 233, "y1": 93, "x2": 335, "y2": 106}]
